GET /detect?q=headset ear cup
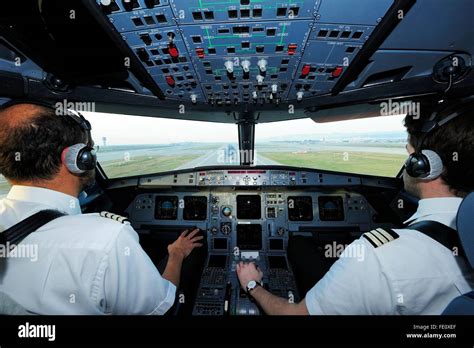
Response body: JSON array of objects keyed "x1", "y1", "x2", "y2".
[
  {"x1": 421, "y1": 149, "x2": 444, "y2": 180},
  {"x1": 405, "y1": 153, "x2": 429, "y2": 178},
  {"x1": 77, "y1": 146, "x2": 97, "y2": 171},
  {"x1": 61, "y1": 143, "x2": 88, "y2": 174}
]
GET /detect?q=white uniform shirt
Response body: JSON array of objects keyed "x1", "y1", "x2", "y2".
[
  {"x1": 305, "y1": 197, "x2": 474, "y2": 315},
  {"x1": 0, "y1": 185, "x2": 176, "y2": 315}
]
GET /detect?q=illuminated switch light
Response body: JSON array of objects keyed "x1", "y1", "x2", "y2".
[
  {"x1": 288, "y1": 44, "x2": 297, "y2": 55},
  {"x1": 332, "y1": 66, "x2": 343, "y2": 78},
  {"x1": 297, "y1": 91, "x2": 304, "y2": 101},
  {"x1": 301, "y1": 64, "x2": 311, "y2": 77},
  {"x1": 166, "y1": 75, "x2": 175, "y2": 87},
  {"x1": 168, "y1": 44, "x2": 179, "y2": 58},
  {"x1": 196, "y1": 48, "x2": 205, "y2": 58}
]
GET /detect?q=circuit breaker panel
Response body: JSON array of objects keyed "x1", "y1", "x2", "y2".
[{"x1": 95, "y1": 0, "x2": 394, "y2": 105}]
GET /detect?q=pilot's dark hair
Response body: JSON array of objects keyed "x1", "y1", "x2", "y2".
[
  {"x1": 0, "y1": 104, "x2": 86, "y2": 182},
  {"x1": 404, "y1": 99, "x2": 474, "y2": 197}
]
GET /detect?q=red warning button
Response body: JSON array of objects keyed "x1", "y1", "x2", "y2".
[
  {"x1": 288, "y1": 44, "x2": 297, "y2": 55},
  {"x1": 301, "y1": 64, "x2": 311, "y2": 77},
  {"x1": 168, "y1": 44, "x2": 179, "y2": 58},
  {"x1": 332, "y1": 66, "x2": 343, "y2": 78},
  {"x1": 196, "y1": 48, "x2": 205, "y2": 58},
  {"x1": 166, "y1": 75, "x2": 175, "y2": 87}
]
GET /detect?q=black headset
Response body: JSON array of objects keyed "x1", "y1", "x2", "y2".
[
  {"x1": 405, "y1": 98, "x2": 474, "y2": 180},
  {"x1": 59, "y1": 109, "x2": 97, "y2": 174},
  {"x1": 0, "y1": 99, "x2": 97, "y2": 174}
]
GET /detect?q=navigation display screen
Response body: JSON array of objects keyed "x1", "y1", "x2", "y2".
[
  {"x1": 287, "y1": 196, "x2": 313, "y2": 221},
  {"x1": 236, "y1": 224, "x2": 262, "y2": 250},
  {"x1": 318, "y1": 196, "x2": 345, "y2": 221},
  {"x1": 183, "y1": 196, "x2": 208, "y2": 221}
]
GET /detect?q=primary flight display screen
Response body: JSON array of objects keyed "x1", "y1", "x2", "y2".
[
  {"x1": 236, "y1": 224, "x2": 262, "y2": 250},
  {"x1": 155, "y1": 196, "x2": 179, "y2": 220},
  {"x1": 236, "y1": 195, "x2": 261, "y2": 219},
  {"x1": 318, "y1": 196, "x2": 345, "y2": 221}
]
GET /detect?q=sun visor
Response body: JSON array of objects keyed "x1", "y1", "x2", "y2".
[{"x1": 307, "y1": 103, "x2": 385, "y2": 123}]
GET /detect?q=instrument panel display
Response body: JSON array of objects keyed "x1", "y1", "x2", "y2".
[
  {"x1": 155, "y1": 196, "x2": 179, "y2": 220},
  {"x1": 236, "y1": 195, "x2": 261, "y2": 220},
  {"x1": 287, "y1": 196, "x2": 313, "y2": 221},
  {"x1": 236, "y1": 224, "x2": 262, "y2": 250},
  {"x1": 183, "y1": 196, "x2": 208, "y2": 220},
  {"x1": 318, "y1": 196, "x2": 345, "y2": 221}
]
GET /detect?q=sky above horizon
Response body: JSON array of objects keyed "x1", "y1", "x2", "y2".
[{"x1": 82, "y1": 111, "x2": 406, "y2": 146}]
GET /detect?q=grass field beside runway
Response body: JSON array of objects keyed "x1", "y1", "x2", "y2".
[{"x1": 259, "y1": 151, "x2": 406, "y2": 177}]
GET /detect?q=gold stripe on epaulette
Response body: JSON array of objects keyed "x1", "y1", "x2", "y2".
[
  {"x1": 363, "y1": 231, "x2": 383, "y2": 247},
  {"x1": 376, "y1": 228, "x2": 395, "y2": 242}
]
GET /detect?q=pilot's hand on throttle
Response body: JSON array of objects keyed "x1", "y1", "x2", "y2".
[
  {"x1": 168, "y1": 228, "x2": 204, "y2": 259},
  {"x1": 236, "y1": 262, "x2": 263, "y2": 290}
]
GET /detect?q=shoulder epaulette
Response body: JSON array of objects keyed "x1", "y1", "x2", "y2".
[
  {"x1": 363, "y1": 228, "x2": 399, "y2": 248},
  {"x1": 99, "y1": 211, "x2": 130, "y2": 224}
]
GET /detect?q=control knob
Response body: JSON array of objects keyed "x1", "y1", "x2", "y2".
[
  {"x1": 257, "y1": 59, "x2": 267, "y2": 73},
  {"x1": 241, "y1": 60, "x2": 251, "y2": 73},
  {"x1": 225, "y1": 61, "x2": 234, "y2": 74}
]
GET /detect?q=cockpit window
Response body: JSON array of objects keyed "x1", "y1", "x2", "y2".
[
  {"x1": 0, "y1": 175, "x2": 10, "y2": 198},
  {"x1": 0, "y1": 113, "x2": 408, "y2": 188},
  {"x1": 255, "y1": 115, "x2": 407, "y2": 177},
  {"x1": 83, "y1": 112, "x2": 239, "y2": 179}
]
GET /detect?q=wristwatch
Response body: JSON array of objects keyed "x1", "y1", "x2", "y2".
[{"x1": 246, "y1": 280, "x2": 261, "y2": 294}]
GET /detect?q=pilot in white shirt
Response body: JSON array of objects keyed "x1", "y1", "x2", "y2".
[
  {"x1": 0, "y1": 103, "x2": 202, "y2": 315},
  {"x1": 236, "y1": 101, "x2": 474, "y2": 315},
  {"x1": 305, "y1": 197, "x2": 474, "y2": 315},
  {"x1": 0, "y1": 185, "x2": 176, "y2": 315}
]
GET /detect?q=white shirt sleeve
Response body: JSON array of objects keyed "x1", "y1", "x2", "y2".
[
  {"x1": 102, "y1": 225, "x2": 176, "y2": 315},
  {"x1": 305, "y1": 238, "x2": 395, "y2": 315}
]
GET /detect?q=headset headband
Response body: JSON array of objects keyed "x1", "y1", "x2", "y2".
[{"x1": 415, "y1": 97, "x2": 474, "y2": 151}]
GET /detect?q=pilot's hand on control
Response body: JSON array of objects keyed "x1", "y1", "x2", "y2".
[
  {"x1": 236, "y1": 262, "x2": 263, "y2": 290},
  {"x1": 167, "y1": 228, "x2": 204, "y2": 259}
]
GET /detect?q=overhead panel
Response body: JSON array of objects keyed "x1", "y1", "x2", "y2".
[{"x1": 95, "y1": 0, "x2": 394, "y2": 105}]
